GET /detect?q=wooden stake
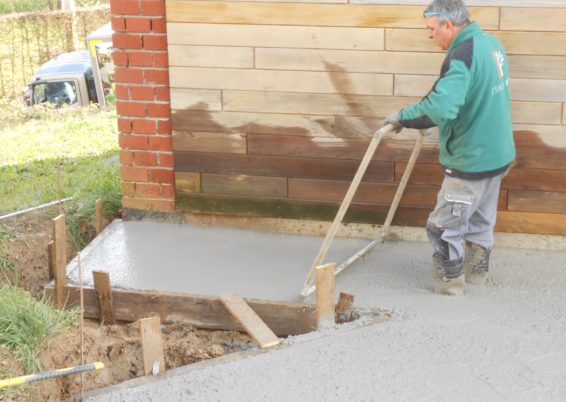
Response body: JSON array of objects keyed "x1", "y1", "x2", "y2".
[
  {"x1": 220, "y1": 293, "x2": 280, "y2": 349},
  {"x1": 57, "y1": 160, "x2": 62, "y2": 215},
  {"x1": 78, "y1": 253, "x2": 84, "y2": 400},
  {"x1": 316, "y1": 263, "x2": 335, "y2": 327},
  {"x1": 94, "y1": 198, "x2": 103, "y2": 236},
  {"x1": 93, "y1": 270, "x2": 116, "y2": 325},
  {"x1": 47, "y1": 241, "x2": 54, "y2": 281},
  {"x1": 52, "y1": 214, "x2": 67, "y2": 308},
  {"x1": 139, "y1": 317, "x2": 165, "y2": 376},
  {"x1": 300, "y1": 124, "x2": 394, "y2": 297},
  {"x1": 335, "y1": 292, "x2": 358, "y2": 324}
]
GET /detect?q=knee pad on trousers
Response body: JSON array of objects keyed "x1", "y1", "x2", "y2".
[{"x1": 426, "y1": 222, "x2": 449, "y2": 260}]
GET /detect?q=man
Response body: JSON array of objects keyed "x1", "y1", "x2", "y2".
[{"x1": 385, "y1": 0, "x2": 516, "y2": 295}]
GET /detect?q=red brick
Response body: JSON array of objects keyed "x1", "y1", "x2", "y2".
[
  {"x1": 136, "y1": 182, "x2": 161, "y2": 197},
  {"x1": 111, "y1": 0, "x2": 140, "y2": 15},
  {"x1": 148, "y1": 136, "x2": 172, "y2": 151},
  {"x1": 119, "y1": 133, "x2": 148, "y2": 149},
  {"x1": 161, "y1": 184, "x2": 175, "y2": 198},
  {"x1": 134, "y1": 152, "x2": 158, "y2": 166},
  {"x1": 154, "y1": 86, "x2": 170, "y2": 101},
  {"x1": 115, "y1": 67, "x2": 144, "y2": 84},
  {"x1": 150, "y1": 168, "x2": 174, "y2": 184},
  {"x1": 141, "y1": 1, "x2": 166, "y2": 16},
  {"x1": 126, "y1": 17, "x2": 151, "y2": 33},
  {"x1": 144, "y1": 69, "x2": 169, "y2": 85},
  {"x1": 143, "y1": 35, "x2": 167, "y2": 50},
  {"x1": 111, "y1": 17, "x2": 126, "y2": 32},
  {"x1": 117, "y1": 117, "x2": 132, "y2": 133},
  {"x1": 152, "y1": 52, "x2": 169, "y2": 68},
  {"x1": 158, "y1": 152, "x2": 174, "y2": 168},
  {"x1": 150, "y1": 17, "x2": 167, "y2": 33},
  {"x1": 157, "y1": 120, "x2": 172, "y2": 134},
  {"x1": 113, "y1": 33, "x2": 143, "y2": 50},
  {"x1": 131, "y1": 86, "x2": 155, "y2": 101},
  {"x1": 147, "y1": 103, "x2": 171, "y2": 118},
  {"x1": 128, "y1": 51, "x2": 153, "y2": 67},
  {"x1": 121, "y1": 166, "x2": 149, "y2": 182},
  {"x1": 112, "y1": 50, "x2": 128, "y2": 67},
  {"x1": 122, "y1": 197, "x2": 175, "y2": 212},
  {"x1": 121, "y1": 181, "x2": 136, "y2": 197},
  {"x1": 120, "y1": 150, "x2": 134, "y2": 165},
  {"x1": 116, "y1": 101, "x2": 146, "y2": 117},
  {"x1": 131, "y1": 118, "x2": 157, "y2": 134},
  {"x1": 115, "y1": 84, "x2": 130, "y2": 100}
]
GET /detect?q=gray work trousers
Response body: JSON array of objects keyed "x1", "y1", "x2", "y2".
[{"x1": 427, "y1": 171, "x2": 507, "y2": 261}]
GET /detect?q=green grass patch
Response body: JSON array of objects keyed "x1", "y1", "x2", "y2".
[{"x1": 0, "y1": 285, "x2": 77, "y2": 373}]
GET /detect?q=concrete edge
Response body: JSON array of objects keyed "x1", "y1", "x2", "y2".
[
  {"x1": 82, "y1": 311, "x2": 389, "y2": 400},
  {"x1": 123, "y1": 209, "x2": 566, "y2": 251}
]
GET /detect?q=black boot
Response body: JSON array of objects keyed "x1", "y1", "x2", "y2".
[
  {"x1": 432, "y1": 253, "x2": 465, "y2": 295},
  {"x1": 464, "y1": 242, "x2": 491, "y2": 285}
]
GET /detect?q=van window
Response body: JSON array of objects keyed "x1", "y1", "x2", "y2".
[{"x1": 33, "y1": 81, "x2": 79, "y2": 106}]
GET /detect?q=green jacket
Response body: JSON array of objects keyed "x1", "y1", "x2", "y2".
[{"x1": 399, "y1": 22, "x2": 516, "y2": 177}]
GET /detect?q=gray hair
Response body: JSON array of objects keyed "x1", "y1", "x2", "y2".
[{"x1": 424, "y1": 0, "x2": 470, "y2": 26}]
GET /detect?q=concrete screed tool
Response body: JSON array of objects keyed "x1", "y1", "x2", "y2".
[{"x1": 299, "y1": 125, "x2": 427, "y2": 298}]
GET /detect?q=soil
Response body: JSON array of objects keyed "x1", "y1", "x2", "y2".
[{"x1": 0, "y1": 206, "x2": 253, "y2": 401}]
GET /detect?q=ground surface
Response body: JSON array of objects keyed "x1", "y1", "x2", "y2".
[
  {"x1": 0, "y1": 208, "x2": 252, "y2": 401},
  {"x1": 86, "y1": 239, "x2": 566, "y2": 401}
]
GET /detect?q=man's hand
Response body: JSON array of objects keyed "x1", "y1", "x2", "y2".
[{"x1": 385, "y1": 111, "x2": 403, "y2": 133}]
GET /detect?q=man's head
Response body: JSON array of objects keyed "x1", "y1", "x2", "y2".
[{"x1": 424, "y1": 0, "x2": 470, "y2": 50}]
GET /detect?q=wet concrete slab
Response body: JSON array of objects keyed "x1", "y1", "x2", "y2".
[{"x1": 66, "y1": 219, "x2": 371, "y2": 302}]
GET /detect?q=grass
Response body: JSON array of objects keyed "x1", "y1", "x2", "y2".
[
  {"x1": 0, "y1": 285, "x2": 77, "y2": 373},
  {"x1": 0, "y1": 98, "x2": 121, "y2": 250}
]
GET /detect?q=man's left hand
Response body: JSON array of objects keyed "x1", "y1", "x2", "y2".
[{"x1": 385, "y1": 111, "x2": 403, "y2": 133}]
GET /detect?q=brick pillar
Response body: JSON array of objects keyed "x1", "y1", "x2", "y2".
[{"x1": 111, "y1": 0, "x2": 175, "y2": 212}]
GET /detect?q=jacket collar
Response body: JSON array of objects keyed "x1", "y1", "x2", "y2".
[{"x1": 447, "y1": 21, "x2": 482, "y2": 53}]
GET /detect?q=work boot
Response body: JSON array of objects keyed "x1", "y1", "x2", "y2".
[
  {"x1": 464, "y1": 242, "x2": 491, "y2": 285},
  {"x1": 432, "y1": 253, "x2": 465, "y2": 296}
]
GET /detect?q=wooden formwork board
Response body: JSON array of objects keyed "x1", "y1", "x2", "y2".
[{"x1": 44, "y1": 284, "x2": 317, "y2": 337}]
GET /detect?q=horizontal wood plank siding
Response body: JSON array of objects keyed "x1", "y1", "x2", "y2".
[{"x1": 165, "y1": 0, "x2": 566, "y2": 235}]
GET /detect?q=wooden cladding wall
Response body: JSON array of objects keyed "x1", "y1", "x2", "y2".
[{"x1": 166, "y1": 1, "x2": 566, "y2": 235}]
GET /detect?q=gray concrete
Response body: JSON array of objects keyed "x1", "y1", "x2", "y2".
[
  {"x1": 67, "y1": 219, "x2": 370, "y2": 302},
  {"x1": 85, "y1": 231, "x2": 566, "y2": 402}
]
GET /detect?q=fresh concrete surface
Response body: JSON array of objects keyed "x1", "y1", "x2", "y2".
[
  {"x1": 85, "y1": 229, "x2": 566, "y2": 402},
  {"x1": 67, "y1": 219, "x2": 370, "y2": 302}
]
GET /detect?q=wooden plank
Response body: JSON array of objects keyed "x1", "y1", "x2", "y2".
[
  {"x1": 493, "y1": 31, "x2": 566, "y2": 56},
  {"x1": 246, "y1": 134, "x2": 439, "y2": 163},
  {"x1": 516, "y1": 147, "x2": 566, "y2": 170},
  {"x1": 385, "y1": 28, "x2": 439, "y2": 52},
  {"x1": 220, "y1": 293, "x2": 280, "y2": 349},
  {"x1": 394, "y1": 162, "x2": 443, "y2": 185},
  {"x1": 202, "y1": 173, "x2": 288, "y2": 198},
  {"x1": 510, "y1": 79, "x2": 566, "y2": 103},
  {"x1": 44, "y1": 285, "x2": 318, "y2": 336},
  {"x1": 513, "y1": 125, "x2": 566, "y2": 148},
  {"x1": 92, "y1": 270, "x2": 116, "y2": 325},
  {"x1": 394, "y1": 74, "x2": 436, "y2": 97},
  {"x1": 315, "y1": 263, "x2": 335, "y2": 326},
  {"x1": 174, "y1": 151, "x2": 395, "y2": 183},
  {"x1": 169, "y1": 88, "x2": 221, "y2": 111},
  {"x1": 95, "y1": 198, "x2": 103, "y2": 236},
  {"x1": 166, "y1": 23, "x2": 384, "y2": 51},
  {"x1": 168, "y1": 45, "x2": 254, "y2": 68},
  {"x1": 503, "y1": 168, "x2": 566, "y2": 192},
  {"x1": 171, "y1": 110, "x2": 336, "y2": 137},
  {"x1": 511, "y1": 102, "x2": 562, "y2": 125},
  {"x1": 223, "y1": 90, "x2": 418, "y2": 117},
  {"x1": 288, "y1": 177, "x2": 438, "y2": 207},
  {"x1": 52, "y1": 214, "x2": 66, "y2": 309},
  {"x1": 563, "y1": 104, "x2": 566, "y2": 125},
  {"x1": 496, "y1": 210, "x2": 566, "y2": 235},
  {"x1": 166, "y1": 2, "x2": 499, "y2": 29},
  {"x1": 501, "y1": 7, "x2": 566, "y2": 32},
  {"x1": 508, "y1": 55, "x2": 566, "y2": 80},
  {"x1": 508, "y1": 190, "x2": 566, "y2": 214},
  {"x1": 139, "y1": 316, "x2": 166, "y2": 376},
  {"x1": 169, "y1": 67, "x2": 393, "y2": 96},
  {"x1": 255, "y1": 48, "x2": 444, "y2": 75},
  {"x1": 175, "y1": 172, "x2": 201, "y2": 194},
  {"x1": 173, "y1": 131, "x2": 246, "y2": 154}
]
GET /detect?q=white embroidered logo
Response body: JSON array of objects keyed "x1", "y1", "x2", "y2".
[{"x1": 492, "y1": 50, "x2": 505, "y2": 78}]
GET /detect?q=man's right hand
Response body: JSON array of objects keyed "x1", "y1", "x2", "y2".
[{"x1": 385, "y1": 111, "x2": 403, "y2": 133}]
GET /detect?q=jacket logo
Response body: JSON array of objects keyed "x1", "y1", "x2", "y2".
[{"x1": 492, "y1": 50, "x2": 505, "y2": 78}]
